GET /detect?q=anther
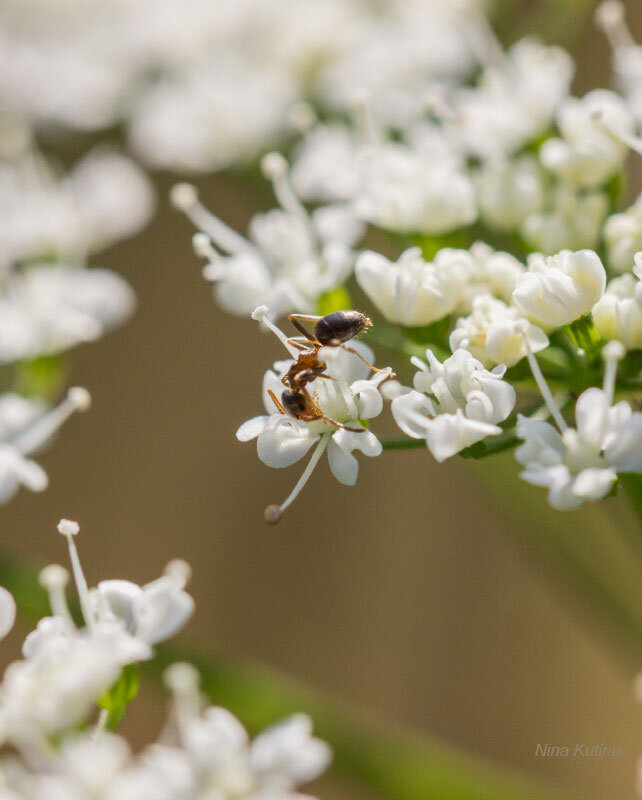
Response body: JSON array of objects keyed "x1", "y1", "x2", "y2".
[
  {"x1": 164, "y1": 559, "x2": 192, "y2": 587},
  {"x1": 264, "y1": 504, "x2": 283, "y2": 525}
]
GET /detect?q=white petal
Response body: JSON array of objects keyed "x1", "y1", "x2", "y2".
[
  {"x1": 425, "y1": 411, "x2": 500, "y2": 462},
  {"x1": 391, "y1": 390, "x2": 435, "y2": 439},
  {"x1": 236, "y1": 416, "x2": 269, "y2": 442},
  {"x1": 0, "y1": 586, "x2": 16, "y2": 640},
  {"x1": 572, "y1": 468, "x2": 617, "y2": 500},
  {"x1": 257, "y1": 421, "x2": 318, "y2": 468}
]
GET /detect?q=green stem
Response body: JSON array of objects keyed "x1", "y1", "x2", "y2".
[
  {"x1": 381, "y1": 436, "x2": 427, "y2": 451},
  {"x1": 620, "y1": 474, "x2": 642, "y2": 527}
]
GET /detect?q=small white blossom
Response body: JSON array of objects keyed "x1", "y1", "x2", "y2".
[
  {"x1": 0, "y1": 389, "x2": 90, "y2": 504},
  {"x1": 516, "y1": 386, "x2": 641, "y2": 509},
  {"x1": 355, "y1": 247, "x2": 461, "y2": 327},
  {"x1": 449, "y1": 241, "x2": 526, "y2": 313},
  {"x1": 354, "y1": 142, "x2": 477, "y2": 235},
  {"x1": 450, "y1": 294, "x2": 549, "y2": 367},
  {"x1": 512, "y1": 249, "x2": 607, "y2": 329},
  {"x1": 604, "y1": 193, "x2": 642, "y2": 273},
  {"x1": 474, "y1": 155, "x2": 546, "y2": 233},
  {"x1": 391, "y1": 348, "x2": 516, "y2": 461},
  {"x1": 0, "y1": 264, "x2": 135, "y2": 364},
  {"x1": 93, "y1": 560, "x2": 194, "y2": 646},
  {"x1": 592, "y1": 270, "x2": 642, "y2": 349},
  {"x1": 521, "y1": 185, "x2": 608, "y2": 254},
  {"x1": 540, "y1": 89, "x2": 634, "y2": 188}
]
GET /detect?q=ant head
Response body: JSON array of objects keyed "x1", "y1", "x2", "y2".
[{"x1": 313, "y1": 310, "x2": 371, "y2": 346}]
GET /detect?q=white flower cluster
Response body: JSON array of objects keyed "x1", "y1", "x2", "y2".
[
  {"x1": 0, "y1": 521, "x2": 330, "y2": 800},
  {"x1": 167, "y1": 3, "x2": 642, "y2": 519},
  {"x1": 0, "y1": 0, "x2": 486, "y2": 173},
  {"x1": 0, "y1": 119, "x2": 153, "y2": 506}
]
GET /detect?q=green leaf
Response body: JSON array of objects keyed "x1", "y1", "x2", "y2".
[
  {"x1": 98, "y1": 664, "x2": 140, "y2": 731},
  {"x1": 317, "y1": 287, "x2": 352, "y2": 317}
]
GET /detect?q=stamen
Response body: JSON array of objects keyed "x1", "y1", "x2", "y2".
[
  {"x1": 518, "y1": 322, "x2": 568, "y2": 432},
  {"x1": 164, "y1": 662, "x2": 201, "y2": 729},
  {"x1": 57, "y1": 519, "x2": 94, "y2": 630},
  {"x1": 170, "y1": 183, "x2": 250, "y2": 255},
  {"x1": 192, "y1": 233, "x2": 219, "y2": 261},
  {"x1": 251, "y1": 305, "x2": 298, "y2": 357},
  {"x1": 38, "y1": 564, "x2": 73, "y2": 623},
  {"x1": 595, "y1": 1, "x2": 635, "y2": 49},
  {"x1": 11, "y1": 387, "x2": 91, "y2": 455},
  {"x1": 260, "y1": 153, "x2": 317, "y2": 244},
  {"x1": 264, "y1": 433, "x2": 330, "y2": 524},
  {"x1": 163, "y1": 559, "x2": 191, "y2": 589},
  {"x1": 350, "y1": 89, "x2": 381, "y2": 146},
  {"x1": 602, "y1": 340, "x2": 626, "y2": 404}
]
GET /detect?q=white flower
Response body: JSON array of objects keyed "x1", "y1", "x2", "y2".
[
  {"x1": 0, "y1": 145, "x2": 153, "y2": 267},
  {"x1": 128, "y1": 55, "x2": 297, "y2": 172},
  {"x1": 592, "y1": 271, "x2": 642, "y2": 349},
  {"x1": 596, "y1": 1, "x2": 642, "y2": 124},
  {"x1": 604, "y1": 193, "x2": 642, "y2": 273},
  {"x1": 291, "y1": 122, "x2": 361, "y2": 203},
  {"x1": 450, "y1": 294, "x2": 549, "y2": 367},
  {"x1": 174, "y1": 156, "x2": 364, "y2": 321},
  {"x1": 0, "y1": 586, "x2": 16, "y2": 641},
  {"x1": 516, "y1": 387, "x2": 642, "y2": 509},
  {"x1": 237, "y1": 310, "x2": 391, "y2": 521},
  {"x1": 93, "y1": 560, "x2": 194, "y2": 646},
  {"x1": 0, "y1": 264, "x2": 135, "y2": 363},
  {"x1": 0, "y1": 389, "x2": 90, "y2": 504},
  {"x1": 474, "y1": 155, "x2": 546, "y2": 233},
  {"x1": 448, "y1": 241, "x2": 525, "y2": 314},
  {"x1": 512, "y1": 249, "x2": 607, "y2": 329},
  {"x1": 354, "y1": 142, "x2": 477, "y2": 235},
  {"x1": 521, "y1": 185, "x2": 608, "y2": 254},
  {"x1": 391, "y1": 348, "x2": 516, "y2": 461},
  {"x1": 453, "y1": 38, "x2": 574, "y2": 158},
  {"x1": 355, "y1": 247, "x2": 461, "y2": 327},
  {"x1": 540, "y1": 89, "x2": 634, "y2": 188}
]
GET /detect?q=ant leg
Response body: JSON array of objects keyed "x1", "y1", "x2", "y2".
[
  {"x1": 303, "y1": 390, "x2": 364, "y2": 433},
  {"x1": 288, "y1": 314, "x2": 320, "y2": 342},
  {"x1": 267, "y1": 389, "x2": 287, "y2": 415},
  {"x1": 286, "y1": 338, "x2": 314, "y2": 352},
  {"x1": 340, "y1": 345, "x2": 395, "y2": 376}
]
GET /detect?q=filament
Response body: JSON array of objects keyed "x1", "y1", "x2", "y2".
[
  {"x1": 520, "y1": 328, "x2": 567, "y2": 432},
  {"x1": 171, "y1": 183, "x2": 250, "y2": 255},
  {"x1": 11, "y1": 388, "x2": 90, "y2": 454},
  {"x1": 264, "y1": 434, "x2": 330, "y2": 523}
]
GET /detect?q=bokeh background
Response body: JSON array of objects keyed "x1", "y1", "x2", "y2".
[{"x1": 2, "y1": 2, "x2": 642, "y2": 799}]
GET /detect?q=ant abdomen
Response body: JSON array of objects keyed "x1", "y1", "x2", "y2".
[
  {"x1": 282, "y1": 390, "x2": 307, "y2": 418},
  {"x1": 313, "y1": 310, "x2": 371, "y2": 346}
]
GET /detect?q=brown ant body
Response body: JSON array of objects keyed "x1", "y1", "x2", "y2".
[{"x1": 266, "y1": 310, "x2": 393, "y2": 432}]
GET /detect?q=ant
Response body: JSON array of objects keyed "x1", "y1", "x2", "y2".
[{"x1": 266, "y1": 310, "x2": 393, "y2": 432}]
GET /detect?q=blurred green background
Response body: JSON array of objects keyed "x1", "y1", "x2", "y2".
[{"x1": 2, "y1": 2, "x2": 642, "y2": 799}]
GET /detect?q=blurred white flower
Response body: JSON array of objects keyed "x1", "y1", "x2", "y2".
[
  {"x1": 0, "y1": 389, "x2": 90, "y2": 504},
  {"x1": 592, "y1": 269, "x2": 642, "y2": 349},
  {"x1": 93, "y1": 560, "x2": 194, "y2": 646},
  {"x1": 174, "y1": 156, "x2": 364, "y2": 321},
  {"x1": 512, "y1": 249, "x2": 607, "y2": 329},
  {"x1": 0, "y1": 264, "x2": 135, "y2": 364},
  {"x1": 449, "y1": 241, "x2": 525, "y2": 313},
  {"x1": 604, "y1": 193, "x2": 642, "y2": 274},
  {"x1": 474, "y1": 155, "x2": 546, "y2": 233},
  {"x1": 0, "y1": 145, "x2": 153, "y2": 267},
  {"x1": 595, "y1": 1, "x2": 642, "y2": 124},
  {"x1": 354, "y1": 142, "x2": 477, "y2": 235},
  {"x1": 521, "y1": 184, "x2": 608, "y2": 254},
  {"x1": 391, "y1": 348, "x2": 515, "y2": 461}
]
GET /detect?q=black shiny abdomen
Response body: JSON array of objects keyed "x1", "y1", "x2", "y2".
[
  {"x1": 313, "y1": 311, "x2": 368, "y2": 345},
  {"x1": 282, "y1": 391, "x2": 307, "y2": 417}
]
